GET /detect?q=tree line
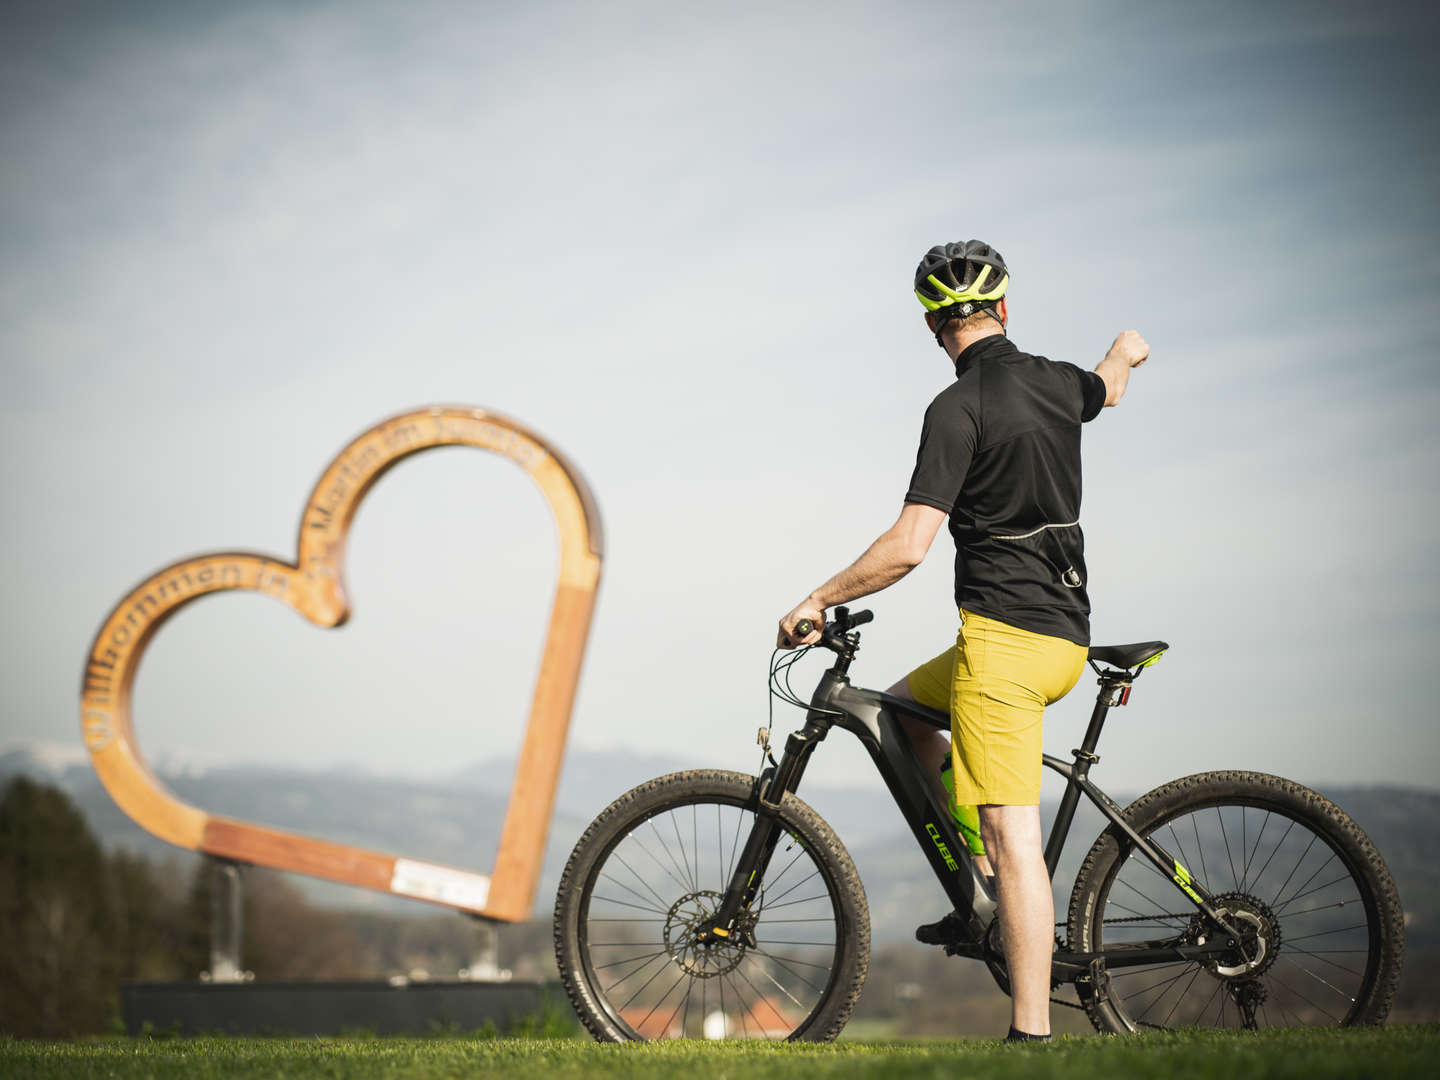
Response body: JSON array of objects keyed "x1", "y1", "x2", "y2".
[{"x1": 0, "y1": 777, "x2": 385, "y2": 1037}]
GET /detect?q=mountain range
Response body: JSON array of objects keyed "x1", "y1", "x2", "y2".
[{"x1": 4, "y1": 739, "x2": 1436, "y2": 947}]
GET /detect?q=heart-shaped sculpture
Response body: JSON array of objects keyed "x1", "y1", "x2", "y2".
[{"x1": 79, "y1": 406, "x2": 602, "y2": 921}]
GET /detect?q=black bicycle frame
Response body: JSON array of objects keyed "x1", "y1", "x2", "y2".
[{"x1": 704, "y1": 648, "x2": 1247, "y2": 976}]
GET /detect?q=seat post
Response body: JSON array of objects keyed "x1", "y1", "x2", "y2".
[
  {"x1": 1076, "y1": 672, "x2": 1125, "y2": 763},
  {"x1": 1045, "y1": 670, "x2": 1125, "y2": 876}
]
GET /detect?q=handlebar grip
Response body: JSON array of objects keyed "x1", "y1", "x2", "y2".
[
  {"x1": 794, "y1": 619, "x2": 814, "y2": 638},
  {"x1": 848, "y1": 609, "x2": 874, "y2": 628}
]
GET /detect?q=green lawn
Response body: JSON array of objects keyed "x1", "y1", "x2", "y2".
[{"x1": 3, "y1": 1027, "x2": 1437, "y2": 1080}]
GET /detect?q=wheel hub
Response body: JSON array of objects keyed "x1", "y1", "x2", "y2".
[
  {"x1": 1189, "y1": 893, "x2": 1280, "y2": 981},
  {"x1": 664, "y1": 891, "x2": 752, "y2": 977}
]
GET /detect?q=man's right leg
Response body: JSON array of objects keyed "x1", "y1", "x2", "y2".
[
  {"x1": 950, "y1": 609, "x2": 1088, "y2": 1039},
  {"x1": 978, "y1": 803, "x2": 1053, "y2": 1037}
]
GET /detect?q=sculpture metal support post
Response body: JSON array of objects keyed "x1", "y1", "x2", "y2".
[
  {"x1": 208, "y1": 859, "x2": 244, "y2": 982},
  {"x1": 468, "y1": 918, "x2": 501, "y2": 981}
]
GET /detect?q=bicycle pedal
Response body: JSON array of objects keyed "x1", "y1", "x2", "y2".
[{"x1": 916, "y1": 910, "x2": 971, "y2": 949}]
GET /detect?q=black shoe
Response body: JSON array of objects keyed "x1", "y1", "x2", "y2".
[
  {"x1": 1004, "y1": 1027, "x2": 1052, "y2": 1043},
  {"x1": 914, "y1": 910, "x2": 970, "y2": 947}
]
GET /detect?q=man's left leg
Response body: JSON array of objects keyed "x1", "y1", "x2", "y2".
[{"x1": 889, "y1": 662, "x2": 993, "y2": 878}]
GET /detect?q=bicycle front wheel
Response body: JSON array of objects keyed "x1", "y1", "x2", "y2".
[
  {"x1": 1067, "y1": 771, "x2": 1403, "y2": 1032},
  {"x1": 553, "y1": 769, "x2": 869, "y2": 1042}
]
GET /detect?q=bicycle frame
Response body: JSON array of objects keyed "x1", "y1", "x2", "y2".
[{"x1": 700, "y1": 637, "x2": 1249, "y2": 983}]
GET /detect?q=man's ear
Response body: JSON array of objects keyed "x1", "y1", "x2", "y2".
[
  {"x1": 996, "y1": 297, "x2": 1009, "y2": 326},
  {"x1": 924, "y1": 311, "x2": 939, "y2": 333}
]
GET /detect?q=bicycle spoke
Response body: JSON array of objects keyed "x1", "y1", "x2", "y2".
[
  {"x1": 717, "y1": 804, "x2": 726, "y2": 893},
  {"x1": 1277, "y1": 955, "x2": 1357, "y2": 1002},
  {"x1": 609, "y1": 850, "x2": 678, "y2": 911},
  {"x1": 595, "y1": 947, "x2": 670, "y2": 974},
  {"x1": 725, "y1": 807, "x2": 745, "y2": 890},
  {"x1": 1117, "y1": 964, "x2": 1201, "y2": 1005},
  {"x1": 1280, "y1": 897, "x2": 1363, "y2": 919},
  {"x1": 757, "y1": 844, "x2": 810, "y2": 897},
  {"x1": 587, "y1": 917, "x2": 668, "y2": 923},
  {"x1": 1166, "y1": 822, "x2": 1198, "y2": 890},
  {"x1": 669, "y1": 811, "x2": 697, "y2": 894},
  {"x1": 1247, "y1": 816, "x2": 1297, "y2": 889},
  {"x1": 1152, "y1": 965, "x2": 1206, "y2": 1026},
  {"x1": 1273, "y1": 852, "x2": 1339, "y2": 911},
  {"x1": 1218, "y1": 806, "x2": 1240, "y2": 891},
  {"x1": 634, "y1": 968, "x2": 692, "y2": 1037},
  {"x1": 602, "y1": 951, "x2": 669, "y2": 993},
  {"x1": 617, "y1": 951, "x2": 680, "y2": 1011},
  {"x1": 1267, "y1": 833, "x2": 1320, "y2": 910},
  {"x1": 1192, "y1": 813, "x2": 1212, "y2": 890},
  {"x1": 758, "y1": 891, "x2": 830, "y2": 912},
  {"x1": 1284, "y1": 923, "x2": 1369, "y2": 945},
  {"x1": 760, "y1": 916, "x2": 839, "y2": 924},
  {"x1": 761, "y1": 867, "x2": 823, "y2": 908},
  {"x1": 1283, "y1": 943, "x2": 1366, "y2": 978},
  {"x1": 1269, "y1": 962, "x2": 1344, "y2": 1022},
  {"x1": 751, "y1": 948, "x2": 833, "y2": 972},
  {"x1": 678, "y1": 970, "x2": 697, "y2": 1038},
  {"x1": 751, "y1": 950, "x2": 827, "y2": 997},
  {"x1": 1241, "y1": 810, "x2": 1273, "y2": 891},
  {"x1": 1101, "y1": 896, "x2": 1189, "y2": 925},
  {"x1": 646, "y1": 818, "x2": 697, "y2": 894},
  {"x1": 731, "y1": 963, "x2": 784, "y2": 1038},
  {"x1": 591, "y1": 892, "x2": 669, "y2": 916},
  {"x1": 1240, "y1": 809, "x2": 1247, "y2": 894},
  {"x1": 1275, "y1": 864, "x2": 1348, "y2": 913},
  {"x1": 750, "y1": 954, "x2": 812, "y2": 1008},
  {"x1": 1114, "y1": 872, "x2": 1187, "y2": 923}
]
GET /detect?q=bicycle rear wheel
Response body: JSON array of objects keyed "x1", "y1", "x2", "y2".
[
  {"x1": 1067, "y1": 771, "x2": 1403, "y2": 1032},
  {"x1": 553, "y1": 770, "x2": 869, "y2": 1042}
]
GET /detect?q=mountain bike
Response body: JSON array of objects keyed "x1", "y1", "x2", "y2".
[{"x1": 553, "y1": 607, "x2": 1404, "y2": 1040}]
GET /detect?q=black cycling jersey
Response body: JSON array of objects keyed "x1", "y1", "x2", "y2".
[{"x1": 904, "y1": 334, "x2": 1107, "y2": 645}]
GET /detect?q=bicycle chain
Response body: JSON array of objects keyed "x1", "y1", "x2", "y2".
[
  {"x1": 1051, "y1": 912, "x2": 1194, "y2": 934},
  {"x1": 1045, "y1": 913, "x2": 1193, "y2": 1012}
]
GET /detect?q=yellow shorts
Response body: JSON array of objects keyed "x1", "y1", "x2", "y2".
[{"x1": 906, "y1": 609, "x2": 1087, "y2": 807}]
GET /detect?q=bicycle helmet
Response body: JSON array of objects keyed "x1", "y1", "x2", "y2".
[{"x1": 914, "y1": 241, "x2": 1009, "y2": 343}]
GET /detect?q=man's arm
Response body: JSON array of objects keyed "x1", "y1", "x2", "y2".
[
  {"x1": 1094, "y1": 330, "x2": 1150, "y2": 406},
  {"x1": 778, "y1": 502, "x2": 947, "y2": 647}
]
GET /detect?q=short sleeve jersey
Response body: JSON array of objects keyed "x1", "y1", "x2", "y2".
[{"x1": 904, "y1": 334, "x2": 1108, "y2": 645}]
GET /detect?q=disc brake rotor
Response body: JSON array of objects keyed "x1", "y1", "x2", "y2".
[{"x1": 664, "y1": 890, "x2": 751, "y2": 977}]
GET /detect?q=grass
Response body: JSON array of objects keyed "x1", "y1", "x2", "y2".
[{"x1": 2, "y1": 1026, "x2": 1437, "y2": 1080}]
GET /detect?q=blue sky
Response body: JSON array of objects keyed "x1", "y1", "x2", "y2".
[{"x1": 2, "y1": 0, "x2": 1438, "y2": 799}]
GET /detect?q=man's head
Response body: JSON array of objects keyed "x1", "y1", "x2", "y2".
[{"x1": 914, "y1": 240, "x2": 1009, "y2": 358}]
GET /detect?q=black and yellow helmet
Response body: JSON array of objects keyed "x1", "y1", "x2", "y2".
[{"x1": 914, "y1": 240, "x2": 1009, "y2": 314}]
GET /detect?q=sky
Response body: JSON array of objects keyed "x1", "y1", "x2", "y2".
[{"x1": 2, "y1": 0, "x2": 1439, "y2": 808}]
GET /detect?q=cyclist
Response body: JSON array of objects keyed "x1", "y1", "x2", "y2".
[{"x1": 778, "y1": 239, "x2": 1148, "y2": 1042}]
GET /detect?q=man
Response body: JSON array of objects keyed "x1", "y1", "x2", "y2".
[{"x1": 777, "y1": 240, "x2": 1148, "y2": 1042}]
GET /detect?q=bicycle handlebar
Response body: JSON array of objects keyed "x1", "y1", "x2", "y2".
[{"x1": 794, "y1": 606, "x2": 874, "y2": 644}]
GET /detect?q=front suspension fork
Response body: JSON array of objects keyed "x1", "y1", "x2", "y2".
[{"x1": 693, "y1": 726, "x2": 822, "y2": 944}]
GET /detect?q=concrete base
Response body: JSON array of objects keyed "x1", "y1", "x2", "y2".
[{"x1": 120, "y1": 979, "x2": 561, "y2": 1036}]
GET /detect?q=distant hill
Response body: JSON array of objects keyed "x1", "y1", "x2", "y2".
[{"x1": 3, "y1": 741, "x2": 1436, "y2": 945}]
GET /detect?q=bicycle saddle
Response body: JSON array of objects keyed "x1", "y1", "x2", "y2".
[{"x1": 1087, "y1": 641, "x2": 1168, "y2": 669}]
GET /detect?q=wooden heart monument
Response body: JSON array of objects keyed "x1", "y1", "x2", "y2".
[{"x1": 79, "y1": 406, "x2": 603, "y2": 922}]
